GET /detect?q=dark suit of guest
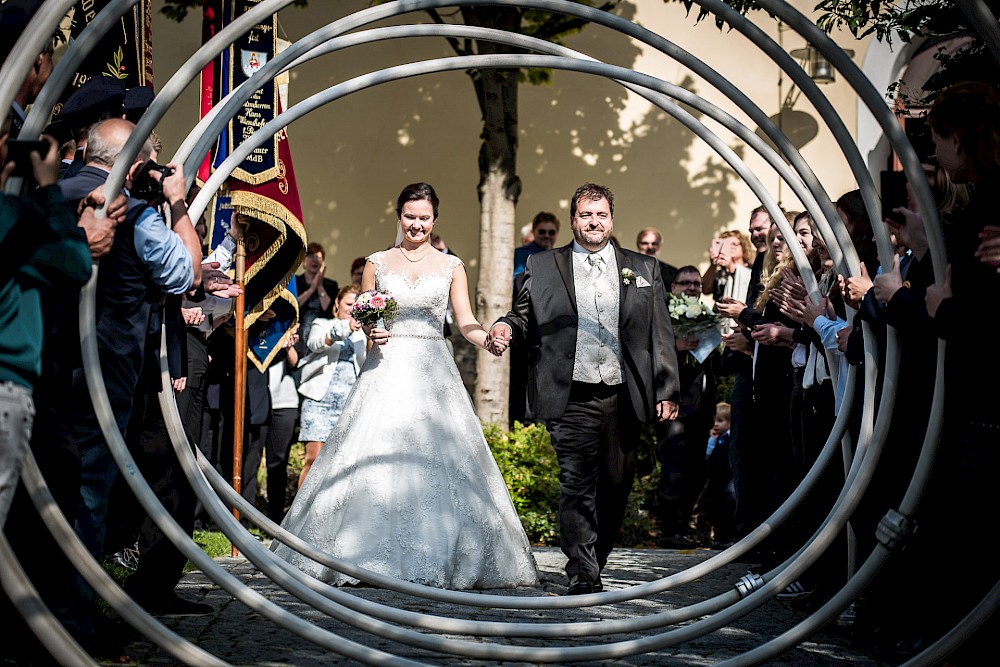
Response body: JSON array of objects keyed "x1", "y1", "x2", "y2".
[
  {"x1": 58, "y1": 167, "x2": 160, "y2": 558},
  {"x1": 498, "y1": 243, "x2": 679, "y2": 585}
]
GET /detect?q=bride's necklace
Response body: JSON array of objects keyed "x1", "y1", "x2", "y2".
[{"x1": 399, "y1": 246, "x2": 430, "y2": 263}]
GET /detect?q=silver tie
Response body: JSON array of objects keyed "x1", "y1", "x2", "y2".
[{"x1": 587, "y1": 253, "x2": 604, "y2": 276}]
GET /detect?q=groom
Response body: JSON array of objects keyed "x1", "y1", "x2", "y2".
[{"x1": 488, "y1": 183, "x2": 680, "y2": 595}]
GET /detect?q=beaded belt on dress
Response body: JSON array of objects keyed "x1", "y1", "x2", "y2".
[{"x1": 390, "y1": 332, "x2": 444, "y2": 340}]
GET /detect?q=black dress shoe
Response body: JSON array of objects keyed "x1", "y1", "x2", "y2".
[
  {"x1": 567, "y1": 573, "x2": 599, "y2": 595},
  {"x1": 594, "y1": 575, "x2": 604, "y2": 592}
]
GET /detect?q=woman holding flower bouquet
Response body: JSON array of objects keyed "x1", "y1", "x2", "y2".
[
  {"x1": 272, "y1": 183, "x2": 538, "y2": 589},
  {"x1": 295, "y1": 284, "x2": 367, "y2": 488}
]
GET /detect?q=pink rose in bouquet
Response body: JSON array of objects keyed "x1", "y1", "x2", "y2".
[{"x1": 352, "y1": 289, "x2": 398, "y2": 328}]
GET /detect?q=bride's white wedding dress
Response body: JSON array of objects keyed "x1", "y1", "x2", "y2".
[{"x1": 271, "y1": 250, "x2": 539, "y2": 589}]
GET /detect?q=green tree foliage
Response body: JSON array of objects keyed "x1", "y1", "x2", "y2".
[{"x1": 667, "y1": 0, "x2": 1000, "y2": 104}]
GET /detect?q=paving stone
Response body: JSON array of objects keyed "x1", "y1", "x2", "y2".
[{"x1": 100, "y1": 547, "x2": 884, "y2": 666}]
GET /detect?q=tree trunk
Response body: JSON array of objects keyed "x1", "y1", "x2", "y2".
[{"x1": 472, "y1": 66, "x2": 520, "y2": 425}]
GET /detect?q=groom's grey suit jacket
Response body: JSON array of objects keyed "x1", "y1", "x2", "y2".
[{"x1": 499, "y1": 243, "x2": 680, "y2": 422}]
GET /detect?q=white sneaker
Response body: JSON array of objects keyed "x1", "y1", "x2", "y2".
[{"x1": 776, "y1": 580, "x2": 815, "y2": 600}]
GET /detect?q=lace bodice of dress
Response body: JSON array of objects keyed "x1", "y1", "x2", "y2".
[{"x1": 367, "y1": 250, "x2": 461, "y2": 338}]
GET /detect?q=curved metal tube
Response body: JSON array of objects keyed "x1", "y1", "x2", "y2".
[
  {"x1": 3, "y1": 0, "x2": 140, "y2": 196},
  {"x1": 0, "y1": 531, "x2": 95, "y2": 667},
  {"x1": 0, "y1": 0, "x2": 77, "y2": 131},
  {"x1": 16, "y1": 451, "x2": 229, "y2": 666}
]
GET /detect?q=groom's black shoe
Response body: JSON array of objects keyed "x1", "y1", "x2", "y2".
[{"x1": 567, "y1": 573, "x2": 603, "y2": 595}]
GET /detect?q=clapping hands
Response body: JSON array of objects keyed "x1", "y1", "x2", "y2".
[{"x1": 780, "y1": 292, "x2": 831, "y2": 326}]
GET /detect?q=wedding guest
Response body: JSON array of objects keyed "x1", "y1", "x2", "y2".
[
  {"x1": 295, "y1": 241, "x2": 338, "y2": 351},
  {"x1": 510, "y1": 212, "x2": 562, "y2": 426},
  {"x1": 635, "y1": 226, "x2": 679, "y2": 287},
  {"x1": 0, "y1": 130, "x2": 92, "y2": 527},
  {"x1": 714, "y1": 207, "x2": 786, "y2": 540},
  {"x1": 490, "y1": 182, "x2": 680, "y2": 594},
  {"x1": 512, "y1": 211, "x2": 560, "y2": 281},
  {"x1": 656, "y1": 266, "x2": 720, "y2": 548},
  {"x1": 702, "y1": 229, "x2": 753, "y2": 310},
  {"x1": 349, "y1": 256, "x2": 365, "y2": 287},
  {"x1": 877, "y1": 81, "x2": 1000, "y2": 660},
  {"x1": 263, "y1": 327, "x2": 300, "y2": 522},
  {"x1": 693, "y1": 402, "x2": 736, "y2": 548},
  {"x1": 296, "y1": 284, "x2": 366, "y2": 487}
]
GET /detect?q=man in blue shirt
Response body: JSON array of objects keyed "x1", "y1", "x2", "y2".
[
  {"x1": 52, "y1": 118, "x2": 202, "y2": 635},
  {"x1": 512, "y1": 211, "x2": 560, "y2": 282}
]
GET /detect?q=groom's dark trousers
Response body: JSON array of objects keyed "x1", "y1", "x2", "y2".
[{"x1": 546, "y1": 381, "x2": 641, "y2": 579}]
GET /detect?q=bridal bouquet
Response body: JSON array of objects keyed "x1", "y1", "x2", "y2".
[
  {"x1": 351, "y1": 289, "x2": 399, "y2": 328},
  {"x1": 668, "y1": 292, "x2": 721, "y2": 339}
]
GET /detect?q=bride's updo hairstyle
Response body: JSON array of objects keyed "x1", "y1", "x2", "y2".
[{"x1": 395, "y1": 182, "x2": 440, "y2": 220}]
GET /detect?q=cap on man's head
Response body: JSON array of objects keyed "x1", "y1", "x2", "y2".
[
  {"x1": 57, "y1": 77, "x2": 128, "y2": 130},
  {"x1": 123, "y1": 85, "x2": 154, "y2": 123}
]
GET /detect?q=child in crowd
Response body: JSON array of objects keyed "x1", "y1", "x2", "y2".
[{"x1": 694, "y1": 402, "x2": 737, "y2": 548}]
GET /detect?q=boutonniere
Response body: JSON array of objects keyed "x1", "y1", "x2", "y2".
[{"x1": 621, "y1": 268, "x2": 636, "y2": 285}]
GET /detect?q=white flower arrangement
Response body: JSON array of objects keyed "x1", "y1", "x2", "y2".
[
  {"x1": 667, "y1": 292, "x2": 721, "y2": 338},
  {"x1": 621, "y1": 268, "x2": 636, "y2": 285}
]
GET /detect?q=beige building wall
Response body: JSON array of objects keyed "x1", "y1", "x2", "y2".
[{"x1": 151, "y1": 0, "x2": 872, "y2": 301}]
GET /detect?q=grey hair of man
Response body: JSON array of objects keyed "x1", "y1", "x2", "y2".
[
  {"x1": 85, "y1": 118, "x2": 152, "y2": 169},
  {"x1": 570, "y1": 182, "x2": 614, "y2": 219}
]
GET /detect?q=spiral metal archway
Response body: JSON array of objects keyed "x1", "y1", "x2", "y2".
[{"x1": 1, "y1": 1, "x2": 997, "y2": 665}]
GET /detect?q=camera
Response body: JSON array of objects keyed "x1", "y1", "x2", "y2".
[{"x1": 132, "y1": 160, "x2": 175, "y2": 203}]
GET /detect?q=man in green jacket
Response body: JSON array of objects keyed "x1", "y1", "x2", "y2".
[{"x1": 0, "y1": 116, "x2": 116, "y2": 528}]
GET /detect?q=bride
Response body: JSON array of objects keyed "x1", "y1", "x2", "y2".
[{"x1": 271, "y1": 183, "x2": 539, "y2": 589}]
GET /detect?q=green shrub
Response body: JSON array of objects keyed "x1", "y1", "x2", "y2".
[
  {"x1": 483, "y1": 420, "x2": 663, "y2": 548},
  {"x1": 483, "y1": 421, "x2": 561, "y2": 545}
]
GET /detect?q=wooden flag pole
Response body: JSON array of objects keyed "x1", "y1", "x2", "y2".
[{"x1": 231, "y1": 222, "x2": 247, "y2": 558}]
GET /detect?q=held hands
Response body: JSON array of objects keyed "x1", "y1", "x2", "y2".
[
  {"x1": 485, "y1": 323, "x2": 512, "y2": 356},
  {"x1": 656, "y1": 400, "x2": 679, "y2": 423}
]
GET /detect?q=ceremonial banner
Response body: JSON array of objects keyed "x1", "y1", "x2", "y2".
[
  {"x1": 201, "y1": 1, "x2": 305, "y2": 372},
  {"x1": 56, "y1": 0, "x2": 153, "y2": 109}
]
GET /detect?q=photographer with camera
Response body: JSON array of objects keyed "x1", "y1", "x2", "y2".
[{"x1": 34, "y1": 117, "x2": 207, "y2": 628}]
